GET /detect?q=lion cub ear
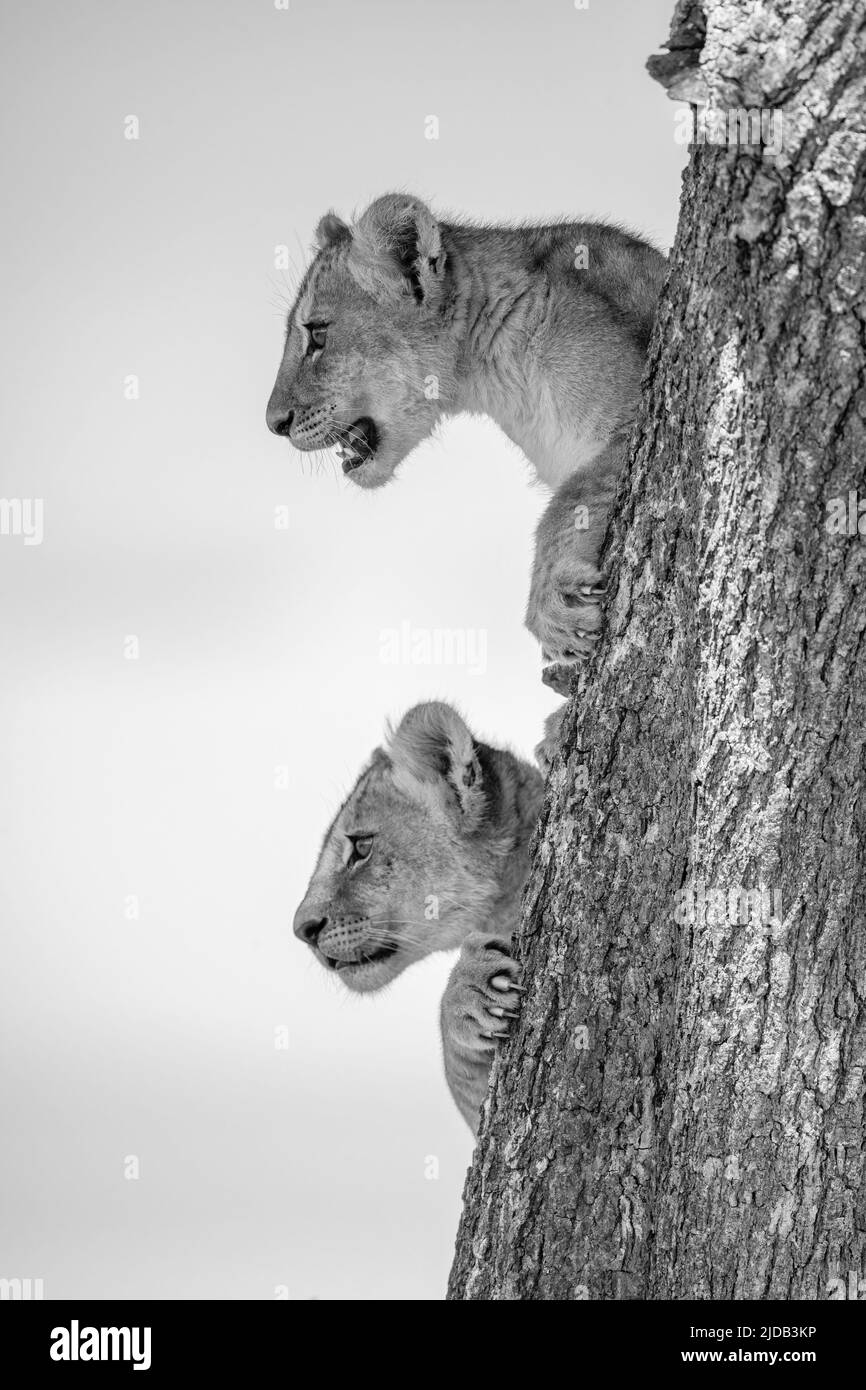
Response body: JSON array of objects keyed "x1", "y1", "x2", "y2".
[
  {"x1": 314, "y1": 211, "x2": 352, "y2": 251},
  {"x1": 349, "y1": 193, "x2": 445, "y2": 305},
  {"x1": 387, "y1": 702, "x2": 486, "y2": 829}
]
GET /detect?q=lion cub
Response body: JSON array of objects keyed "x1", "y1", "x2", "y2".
[
  {"x1": 267, "y1": 192, "x2": 666, "y2": 683},
  {"x1": 293, "y1": 702, "x2": 544, "y2": 1133}
]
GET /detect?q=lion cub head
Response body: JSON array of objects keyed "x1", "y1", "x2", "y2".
[
  {"x1": 266, "y1": 193, "x2": 454, "y2": 489},
  {"x1": 293, "y1": 703, "x2": 541, "y2": 994}
]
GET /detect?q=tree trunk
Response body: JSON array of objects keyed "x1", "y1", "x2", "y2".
[{"x1": 449, "y1": 0, "x2": 866, "y2": 1301}]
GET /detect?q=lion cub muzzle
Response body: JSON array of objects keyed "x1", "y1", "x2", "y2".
[{"x1": 293, "y1": 909, "x2": 396, "y2": 971}]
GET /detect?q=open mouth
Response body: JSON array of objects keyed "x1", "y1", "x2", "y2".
[
  {"x1": 332, "y1": 417, "x2": 379, "y2": 474},
  {"x1": 322, "y1": 942, "x2": 397, "y2": 972}
]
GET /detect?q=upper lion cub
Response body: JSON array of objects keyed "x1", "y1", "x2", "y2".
[{"x1": 267, "y1": 192, "x2": 666, "y2": 682}]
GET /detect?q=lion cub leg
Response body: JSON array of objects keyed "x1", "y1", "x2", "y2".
[
  {"x1": 440, "y1": 933, "x2": 523, "y2": 1134},
  {"x1": 534, "y1": 704, "x2": 569, "y2": 777},
  {"x1": 525, "y1": 440, "x2": 626, "y2": 685}
]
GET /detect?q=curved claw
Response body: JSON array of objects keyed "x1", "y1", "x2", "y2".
[
  {"x1": 481, "y1": 1029, "x2": 511, "y2": 1040},
  {"x1": 490, "y1": 974, "x2": 524, "y2": 993}
]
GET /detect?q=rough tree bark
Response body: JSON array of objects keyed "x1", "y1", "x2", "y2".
[{"x1": 449, "y1": 0, "x2": 866, "y2": 1301}]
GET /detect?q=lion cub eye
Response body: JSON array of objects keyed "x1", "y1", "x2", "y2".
[
  {"x1": 304, "y1": 323, "x2": 328, "y2": 356},
  {"x1": 348, "y1": 835, "x2": 374, "y2": 866}
]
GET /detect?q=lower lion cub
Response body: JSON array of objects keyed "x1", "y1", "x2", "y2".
[{"x1": 293, "y1": 702, "x2": 543, "y2": 1132}]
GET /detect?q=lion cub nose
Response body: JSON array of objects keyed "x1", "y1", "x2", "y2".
[
  {"x1": 293, "y1": 908, "x2": 327, "y2": 945},
  {"x1": 266, "y1": 403, "x2": 295, "y2": 437}
]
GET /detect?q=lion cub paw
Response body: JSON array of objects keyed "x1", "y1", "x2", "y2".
[
  {"x1": 526, "y1": 556, "x2": 606, "y2": 690},
  {"x1": 442, "y1": 935, "x2": 523, "y2": 1055}
]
